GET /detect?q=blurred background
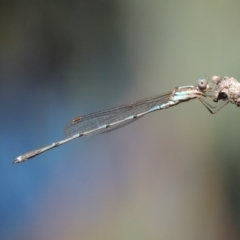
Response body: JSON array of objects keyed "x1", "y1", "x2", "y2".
[{"x1": 1, "y1": 0, "x2": 240, "y2": 239}]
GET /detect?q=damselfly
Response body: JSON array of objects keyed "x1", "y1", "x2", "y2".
[{"x1": 13, "y1": 76, "x2": 239, "y2": 164}]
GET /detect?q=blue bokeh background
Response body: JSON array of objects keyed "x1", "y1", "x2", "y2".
[{"x1": 2, "y1": 1, "x2": 240, "y2": 239}]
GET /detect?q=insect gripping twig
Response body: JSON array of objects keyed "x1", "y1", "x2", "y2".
[{"x1": 13, "y1": 76, "x2": 240, "y2": 164}]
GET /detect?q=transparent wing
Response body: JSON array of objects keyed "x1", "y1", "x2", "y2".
[{"x1": 64, "y1": 92, "x2": 172, "y2": 137}]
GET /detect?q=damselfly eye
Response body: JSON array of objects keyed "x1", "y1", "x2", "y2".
[{"x1": 198, "y1": 77, "x2": 208, "y2": 89}]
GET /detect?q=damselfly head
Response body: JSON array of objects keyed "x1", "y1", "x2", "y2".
[{"x1": 198, "y1": 77, "x2": 208, "y2": 89}]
